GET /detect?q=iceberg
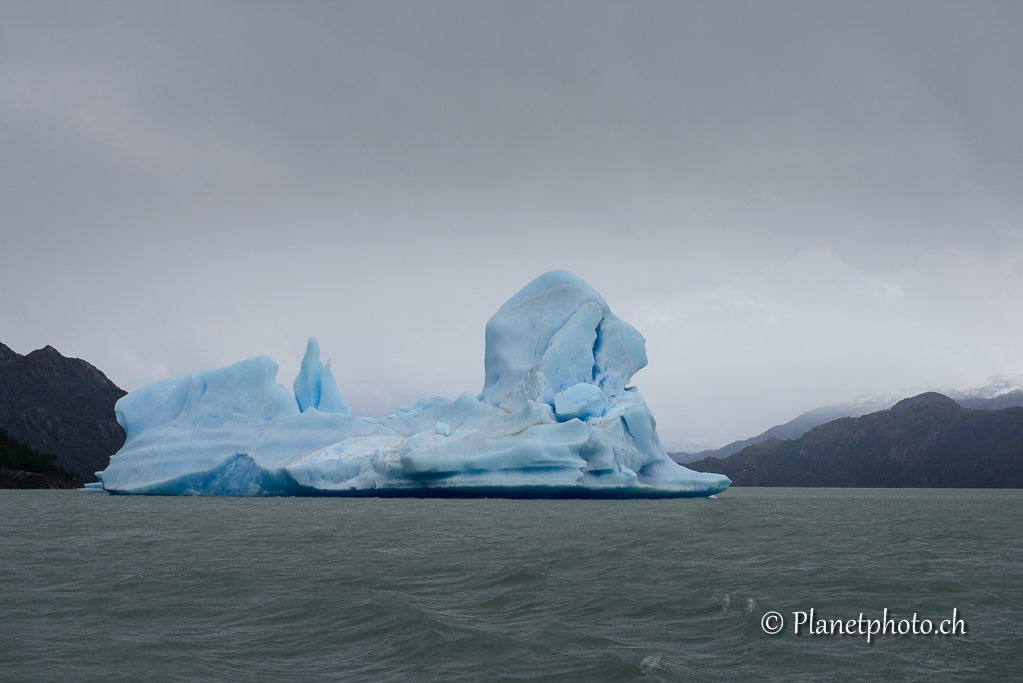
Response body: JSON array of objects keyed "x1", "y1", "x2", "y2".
[{"x1": 96, "y1": 271, "x2": 730, "y2": 497}]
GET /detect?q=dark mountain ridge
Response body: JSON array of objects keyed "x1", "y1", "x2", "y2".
[
  {"x1": 672, "y1": 389, "x2": 1023, "y2": 463},
  {"x1": 687, "y1": 392, "x2": 1023, "y2": 487},
  {"x1": 0, "y1": 342, "x2": 126, "y2": 481}
]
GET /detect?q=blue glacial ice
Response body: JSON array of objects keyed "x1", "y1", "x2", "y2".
[{"x1": 96, "y1": 271, "x2": 730, "y2": 497}]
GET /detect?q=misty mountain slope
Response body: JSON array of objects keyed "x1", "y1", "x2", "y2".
[
  {"x1": 671, "y1": 377, "x2": 1023, "y2": 464},
  {"x1": 948, "y1": 375, "x2": 1023, "y2": 401},
  {"x1": 686, "y1": 393, "x2": 1023, "y2": 487},
  {"x1": 0, "y1": 344, "x2": 126, "y2": 481},
  {"x1": 671, "y1": 394, "x2": 905, "y2": 463},
  {"x1": 958, "y1": 394, "x2": 1023, "y2": 410}
]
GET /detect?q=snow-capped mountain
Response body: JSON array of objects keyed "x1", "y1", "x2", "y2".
[
  {"x1": 671, "y1": 375, "x2": 1023, "y2": 463},
  {"x1": 947, "y1": 375, "x2": 1023, "y2": 401}
]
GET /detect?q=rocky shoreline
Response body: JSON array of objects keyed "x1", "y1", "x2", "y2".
[{"x1": 0, "y1": 467, "x2": 78, "y2": 490}]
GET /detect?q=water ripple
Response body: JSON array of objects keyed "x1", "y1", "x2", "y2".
[{"x1": 1, "y1": 489, "x2": 1020, "y2": 681}]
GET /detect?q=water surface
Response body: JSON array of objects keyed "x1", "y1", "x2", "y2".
[{"x1": 2, "y1": 488, "x2": 1020, "y2": 681}]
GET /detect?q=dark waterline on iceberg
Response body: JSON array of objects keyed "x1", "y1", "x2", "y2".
[
  {"x1": 104, "y1": 485, "x2": 726, "y2": 499},
  {"x1": 2, "y1": 489, "x2": 1021, "y2": 682}
]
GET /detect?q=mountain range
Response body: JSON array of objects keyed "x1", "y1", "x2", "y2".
[
  {"x1": 670, "y1": 376, "x2": 1023, "y2": 463},
  {"x1": 685, "y1": 392, "x2": 1023, "y2": 487}
]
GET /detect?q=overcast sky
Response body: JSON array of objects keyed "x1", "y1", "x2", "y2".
[{"x1": 2, "y1": 1, "x2": 1022, "y2": 450}]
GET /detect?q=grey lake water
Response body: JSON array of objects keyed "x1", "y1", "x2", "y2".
[{"x1": 2, "y1": 488, "x2": 1021, "y2": 682}]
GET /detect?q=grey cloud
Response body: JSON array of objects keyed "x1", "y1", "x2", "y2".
[{"x1": 2, "y1": 1, "x2": 1021, "y2": 447}]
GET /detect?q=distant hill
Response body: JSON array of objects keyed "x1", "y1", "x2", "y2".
[
  {"x1": 686, "y1": 392, "x2": 1023, "y2": 487},
  {"x1": 0, "y1": 342, "x2": 126, "y2": 482},
  {"x1": 670, "y1": 394, "x2": 903, "y2": 463},
  {"x1": 671, "y1": 379, "x2": 1023, "y2": 464}
]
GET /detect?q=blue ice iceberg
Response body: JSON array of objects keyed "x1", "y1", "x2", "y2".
[{"x1": 96, "y1": 271, "x2": 730, "y2": 497}]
